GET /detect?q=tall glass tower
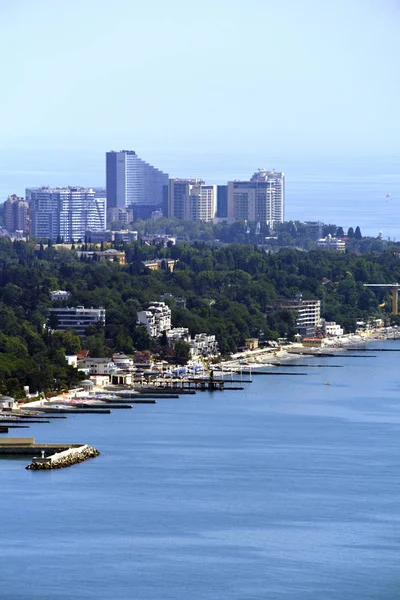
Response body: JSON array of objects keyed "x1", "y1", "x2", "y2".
[{"x1": 106, "y1": 150, "x2": 168, "y2": 219}]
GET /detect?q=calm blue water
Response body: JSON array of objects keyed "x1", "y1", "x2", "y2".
[
  {"x1": 2, "y1": 342, "x2": 400, "y2": 599},
  {"x1": 0, "y1": 149, "x2": 399, "y2": 239}
]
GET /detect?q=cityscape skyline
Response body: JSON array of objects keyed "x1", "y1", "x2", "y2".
[{"x1": 2, "y1": 149, "x2": 287, "y2": 240}]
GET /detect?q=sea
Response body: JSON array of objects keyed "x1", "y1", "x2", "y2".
[
  {"x1": 2, "y1": 341, "x2": 400, "y2": 599},
  {"x1": 0, "y1": 149, "x2": 399, "y2": 239}
]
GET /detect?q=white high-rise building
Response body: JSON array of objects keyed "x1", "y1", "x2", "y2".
[
  {"x1": 137, "y1": 302, "x2": 172, "y2": 338},
  {"x1": 168, "y1": 179, "x2": 216, "y2": 222},
  {"x1": 227, "y1": 169, "x2": 285, "y2": 227},
  {"x1": 29, "y1": 187, "x2": 105, "y2": 242}
]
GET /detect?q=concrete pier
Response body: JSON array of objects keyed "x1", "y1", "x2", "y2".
[{"x1": 0, "y1": 438, "x2": 100, "y2": 469}]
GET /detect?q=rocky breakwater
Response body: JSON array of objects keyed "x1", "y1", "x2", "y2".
[{"x1": 26, "y1": 444, "x2": 100, "y2": 470}]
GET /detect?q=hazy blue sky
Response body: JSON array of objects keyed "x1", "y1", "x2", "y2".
[{"x1": 1, "y1": 0, "x2": 399, "y2": 172}]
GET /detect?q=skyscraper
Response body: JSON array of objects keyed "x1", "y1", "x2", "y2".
[
  {"x1": 3, "y1": 195, "x2": 29, "y2": 234},
  {"x1": 30, "y1": 187, "x2": 105, "y2": 242},
  {"x1": 168, "y1": 179, "x2": 216, "y2": 222},
  {"x1": 216, "y1": 185, "x2": 228, "y2": 219},
  {"x1": 227, "y1": 169, "x2": 285, "y2": 227},
  {"x1": 106, "y1": 150, "x2": 168, "y2": 219}
]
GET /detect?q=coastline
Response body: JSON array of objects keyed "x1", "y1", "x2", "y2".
[{"x1": 216, "y1": 327, "x2": 396, "y2": 372}]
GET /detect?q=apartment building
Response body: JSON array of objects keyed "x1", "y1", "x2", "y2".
[
  {"x1": 29, "y1": 187, "x2": 105, "y2": 242},
  {"x1": 227, "y1": 169, "x2": 285, "y2": 227},
  {"x1": 48, "y1": 306, "x2": 106, "y2": 336},
  {"x1": 137, "y1": 302, "x2": 172, "y2": 337}
]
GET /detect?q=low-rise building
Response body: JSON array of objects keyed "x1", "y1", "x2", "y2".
[
  {"x1": 316, "y1": 235, "x2": 345, "y2": 252},
  {"x1": 50, "y1": 290, "x2": 71, "y2": 302},
  {"x1": 134, "y1": 351, "x2": 152, "y2": 368},
  {"x1": 112, "y1": 353, "x2": 134, "y2": 371},
  {"x1": 245, "y1": 338, "x2": 259, "y2": 350},
  {"x1": 166, "y1": 328, "x2": 190, "y2": 344},
  {"x1": 302, "y1": 337, "x2": 324, "y2": 348},
  {"x1": 141, "y1": 234, "x2": 176, "y2": 247},
  {"x1": 77, "y1": 358, "x2": 116, "y2": 376},
  {"x1": 65, "y1": 355, "x2": 78, "y2": 368},
  {"x1": 48, "y1": 306, "x2": 106, "y2": 336},
  {"x1": 142, "y1": 258, "x2": 177, "y2": 272},
  {"x1": 113, "y1": 230, "x2": 138, "y2": 243},
  {"x1": 76, "y1": 249, "x2": 126, "y2": 264},
  {"x1": 137, "y1": 302, "x2": 172, "y2": 337},
  {"x1": 110, "y1": 372, "x2": 133, "y2": 385},
  {"x1": 190, "y1": 333, "x2": 218, "y2": 357},
  {"x1": 90, "y1": 375, "x2": 110, "y2": 388},
  {"x1": 323, "y1": 321, "x2": 344, "y2": 337},
  {"x1": 0, "y1": 395, "x2": 17, "y2": 411}
]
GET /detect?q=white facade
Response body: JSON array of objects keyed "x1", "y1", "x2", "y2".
[
  {"x1": 188, "y1": 184, "x2": 217, "y2": 222},
  {"x1": 137, "y1": 302, "x2": 172, "y2": 337},
  {"x1": 316, "y1": 235, "x2": 345, "y2": 252},
  {"x1": 49, "y1": 306, "x2": 106, "y2": 336},
  {"x1": 0, "y1": 396, "x2": 17, "y2": 411},
  {"x1": 324, "y1": 322, "x2": 344, "y2": 337},
  {"x1": 50, "y1": 290, "x2": 71, "y2": 302},
  {"x1": 227, "y1": 169, "x2": 285, "y2": 227},
  {"x1": 112, "y1": 353, "x2": 134, "y2": 371},
  {"x1": 77, "y1": 358, "x2": 116, "y2": 375},
  {"x1": 30, "y1": 187, "x2": 105, "y2": 242},
  {"x1": 190, "y1": 334, "x2": 218, "y2": 357},
  {"x1": 296, "y1": 300, "x2": 321, "y2": 330},
  {"x1": 166, "y1": 328, "x2": 190, "y2": 344},
  {"x1": 65, "y1": 355, "x2": 78, "y2": 368},
  {"x1": 168, "y1": 179, "x2": 216, "y2": 222}
]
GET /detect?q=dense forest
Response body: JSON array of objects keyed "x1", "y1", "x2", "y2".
[{"x1": 0, "y1": 237, "x2": 399, "y2": 398}]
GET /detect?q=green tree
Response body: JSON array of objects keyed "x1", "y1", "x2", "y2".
[{"x1": 174, "y1": 340, "x2": 191, "y2": 365}]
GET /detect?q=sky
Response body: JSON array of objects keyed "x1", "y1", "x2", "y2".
[{"x1": 0, "y1": 0, "x2": 399, "y2": 184}]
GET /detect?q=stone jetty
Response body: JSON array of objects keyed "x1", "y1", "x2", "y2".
[{"x1": 26, "y1": 444, "x2": 100, "y2": 470}]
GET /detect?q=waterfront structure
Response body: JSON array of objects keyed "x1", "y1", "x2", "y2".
[
  {"x1": 227, "y1": 169, "x2": 285, "y2": 227},
  {"x1": 77, "y1": 357, "x2": 116, "y2": 376},
  {"x1": 168, "y1": 179, "x2": 216, "y2": 222},
  {"x1": 316, "y1": 235, "x2": 345, "y2": 252},
  {"x1": 269, "y1": 296, "x2": 321, "y2": 337},
  {"x1": 137, "y1": 302, "x2": 172, "y2": 337},
  {"x1": 244, "y1": 338, "x2": 259, "y2": 350},
  {"x1": 142, "y1": 258, "x2": 177, "y2": 272},
  {"x1": 323, "y1": 321, "x2": 344, "y2": 337},
  {"x1": 48, "y1": 306, "x2": 106, "y2": 336},
  {"x1": 3, "y1": 195, "x2": 29, "y2": 234},
  {"x1": 29, "y1": 187, "x2": 105, "y2": 242},
  {"x1": 49, "y1": 290, "x2": 71, "y2": 302},
  {"x1": 106, "y1": 150, "x2": 168, "y2": 218}
]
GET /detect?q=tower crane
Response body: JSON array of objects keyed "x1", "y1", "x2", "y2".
[{"x1": 363, "y1": 283, "x2": 400, "y2": 315}]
